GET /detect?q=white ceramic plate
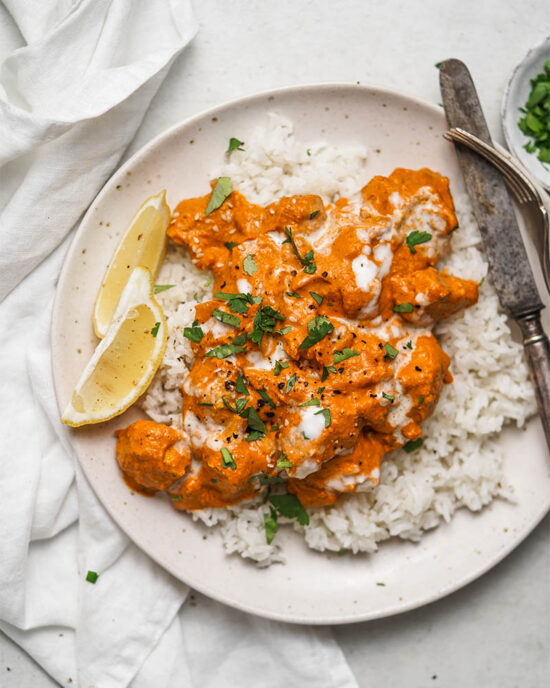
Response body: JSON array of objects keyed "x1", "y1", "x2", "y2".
[
  {"x1": 502, "y1": 34, "x2": 550, "y2": 192},
  {"x1": 52, "y1": 84, "x2": 550, "y2": 624}
]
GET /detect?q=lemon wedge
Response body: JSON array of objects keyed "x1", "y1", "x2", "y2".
[
  {"x1": 93, "y1": 190, "x2": 170, "y2": 338},
  {"x1": 62, "y1": 267, "x2": 167, "y2": 427}
]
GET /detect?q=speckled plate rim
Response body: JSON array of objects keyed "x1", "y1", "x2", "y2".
[
  {"x1": 52, "y1": 82, "x2": 550, "y2": 624},
  {"x1": 502, "y1": 34, "x2": 550, "y2": 192}
]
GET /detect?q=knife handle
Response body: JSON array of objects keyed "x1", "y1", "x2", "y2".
[{"x1": 517, "y1": 312, "x2": 550, "y2": 449}]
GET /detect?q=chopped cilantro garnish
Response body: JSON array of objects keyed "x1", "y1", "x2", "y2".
[
  {"x1": 285, "y1": 373, "x2": 297, "y2": 394},
  {"x1": 151, "y1": 322, "x2": 161, "y2": 337},
  {"x1": 435, "y1": 61, "x2": 442, "y2": 69},
  {"x1": 276, "y1": 326, "x2": 292, "y2": 335},
  {"x1": 283, "y1": 226, "x2": 316, "y2": 274},
  {"x1": 221, "y1": 447, "x2": 236, "y2": 469},
  {"x1": 212, "y1": 309, "x2": 240, "y2": 327},
  {"x1": 273, "y1": 360, "x2": 290, "y2": 376},
  {"x1": 269, "y1": 493, "x2": 309, "y2": 525},
  {"x1": 204, "y1": 342, "x2": 246, "y2": 358},
  {"x1": 298, "y1": 315, "x2": 334, "y2": 350},
  {"x1": 393, "y1": 303, "x2": 414, "y2": 313},
  {"x1": 243, "y1": 254, "x2": 258, "y2": 276},
  {"x1": 197, "y1": 402, "x2": 214, "y2": 407},
  {"x1": 227, "y1": 137, "x2": 245, "y2": 153},
  {"x1": 236, "y1": 373, "x2": 249, "y2": 395},
  {"x1": 205, "y1": 177, "x2": 233, "y2": 216},
  {"x1": 406, "y1": 230, "x2": 432, "y2": 253},
  {"x1": 376, "y1": 582, "x2": 386, "y2": 586},
  {"x1": 321, "y1": 365, "x2": 337, "y2": 382},
  {"x1": 258, "y1": 388, "x2": 276, "y2": 408},
  {"x1": 306, "y1": 148, "x2": 311, "y2": 156},
  {"x1": 309, "y1": 290, "x2": 323, "y2": 305},
  {"x1": 333, "y1": 348, "x2": 359, "y2": 364},
  {"x1": 225, "y1": 241, "x2": 237, "y2": 251},
  {"x1": 298, "y1": 398, "x2": 321, "y2": 407},
  {"x1": 183, "y1": 325, "x2": 204, "y2": 343},
  {"x1": 406, "y1": 340, "x2": 413, "y2": 350},
  {"x1": 314, "y1": 408, "x2": 331, "y2": 427},
  {"x1": 403, "y1": 438, "x2": 423, "y2": 453},
  {"x1": 286, "y1": 291, "x2": 301, "y2": 298},
  {"x1": 171, "y1": 495, "x2": 183, "y2": 501},
  {"x1": 277, "y1": 455, "x2": 293, "y2": 470},
  {"x1": 518, "y1": 62, "x2": 550, "y2": 167},
  {"x1": 222, "y1": 397, "x2": 248, "y2": 414},
  {"x1": 241, "y1": 406, "x2": 267, "y2": 441},
  {"x1": 382, "y1": 392, "x2": 395, "y2": 402},
  {"x1": 233, "y1": 333, "x2": 246, "y2": 345},
  {"x1": 264, "y1": 506, "x2": 278, "y2": 544},
  {"x1": 418, "y1": 396, "x2": 424, "y2": 404},
  {"x1": 153, "y1": 284, "x2": 175, "y2": 294},
  {"x1": 85, "y1": 571, "x2": 99, "y2": 584},
  {"x1": 248, "y1": 305, "x2": 285, "y2": 345},
  {"x1": 310, "y1": 210, "x2": 320, "y2": 219},
  {"x1": 384, "y1": 343, "x2": 398, "y2": 360},
  {"x1": 317, "y1": 386, "x2": 325, "y2": 394}
]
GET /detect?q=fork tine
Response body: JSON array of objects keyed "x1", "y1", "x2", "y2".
[
  {"x1": 446, "y1": 128, "x2": 539, "y2": 204},
  {"x1": 444, "y1": 130, "x2": 530, "y2": 202}
]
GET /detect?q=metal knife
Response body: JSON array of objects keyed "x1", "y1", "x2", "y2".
[{"x1": 439, "y1": 58, "x2": 550, "y2": 450}]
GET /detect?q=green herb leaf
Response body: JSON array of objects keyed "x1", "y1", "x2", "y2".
[
  {"x1": 418, "y1": 395, "x2": 424, "y2": 404},
  {"x1": 153, "y1": 284, "x2": 175, "y2": 294},
  {"x1": 243, "y1": 254, "x2": 258, "y2": 276},
  {"x1": 241, "y1": 406, "x2": 267, "y2": 440},
  {"x1": 236, "y1": 373, "x2": 249, "y2": 395},
  {"x1": 258, "y1": 388, "x2": 276, "y2": 408},
  {"x1": 317, "y1": 386, "x2": 325, "y2": 393},
  {"x1": 298, "y1": 315, "x2": 334, "y2": 350},
  {"x1": 314, "y1": 408, "x2": 331, "y2": 427},
  {"x1": 406, "y1": 230, "x2": 432, "y2": 253},
  {"x1": 233, "y1": 333, "x2": 246, "y2": 345},
  {"x1": 406, "y1": 340, "x2": 413, "y2": 350},
  {"x1": 227, "y1": 137, "x2": 244, "y2": 153},
  {"x1": 264, "y1": 507, "x2": 278, "y2": 544},
  {"x1": 212, "y1": 309, "x2": 240, "y2": 327},
  {"x1": 285, "y1": 372, "x2": 297, "y2": 394},
  {"x1": 382, "y1": 392, "x2": 395, "y2": 402},
  {"x1": 269, "y1": 494, "x2": 309, "y2": 525},
  {"x1": 403, "y1": 438, "x2": 423, "y2": 453},
  {"x1": 309, "y1": 290, "x2": 323, "y2": 305},
  {"x1": 384, "y1": 343, "x2": 398, "y2": 360},
  {"x1": 225, "y1": 241, "x2": 237, "y2": 250},
  {"x1": 171, "y1": 495, "x2": 183, "y2": 501},
  {"x1": 435, "y1": 61, "x2": 442, "y2": 69},
  {"x1": 309, "y1": 210, "x2": 320, "y2": 219},
  {"x1": 221, "y1": 447, "x2": 236, "y2": 469},
  {"x1": 151, "y1": 322, "x2": 161, "y2": 337},
  {"x1": 273, "y1": 360, "x2": 290, "y2": 376},
  {"x1": 222, "y1": 397, "x2": 248, "y2": 414},
  {"x1": 198, "y1": 402, "x2": 214, "y2": 407},
  {"x1": 248, "y1": 305, "x2": 285, "y2": 345},
  {"x1": 277, "y1": 455, "x2": 293, "y2": 470},
  {"x1": 321, "y1": 365, "x2": 337, "y2": 381},
  {"x1": 392, "y1": 302, "x2": 414, "y2": 313},
  {"x1": 333, "y1": 348, "x2": 359, "y2": 364},
  {"x1": 283, "y1": 226, "x2": 316, "y2": 274},
  {"x1": 205, "y1": 177, "x2": 233, "y2": 215},
  {"x1": 86, "y1": 571, "x2": 99, "y2": 584},
  {"x1": 204, "y1": 342, "x2": 246, "y2": 358},
  {"x1": 286, "y1": 291, "x2": 301, "y2": 298},
  {"x1": 298, "y1": 398, "x2": 321, "y2": 407},
  {"x1": 183, "y1": 325, "x2": 204, "y2": 343},
  {"x1": 276, "y1": 326, "x2": 292, "y2": 335}
]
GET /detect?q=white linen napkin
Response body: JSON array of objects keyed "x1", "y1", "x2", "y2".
[{"x1": 0, "y1": 2, "x2": 359, "y2": 686}]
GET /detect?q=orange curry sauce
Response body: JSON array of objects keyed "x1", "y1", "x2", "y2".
[{"x1": 115, "y1": 168, "x2": 478, "y2": 511}]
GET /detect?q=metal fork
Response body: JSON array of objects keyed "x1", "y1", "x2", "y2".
[{"x1": 443, "y1": 127, "x2": 550, "y2": 295}]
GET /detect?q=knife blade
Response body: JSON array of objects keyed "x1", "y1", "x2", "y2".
[
  {"x1": 440, "y1": 58, "x2": 550, "y2": 451},
  {"x1": 439, "y1": 58, "x2": 543, "y2": 317}
]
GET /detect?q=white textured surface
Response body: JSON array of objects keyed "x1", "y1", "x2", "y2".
[{"x1": 1, "y1": 0, "x2": 549, "y2": 686}]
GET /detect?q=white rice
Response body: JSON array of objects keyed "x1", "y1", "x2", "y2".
[{"x1": 142, "y1": 114, "x2": 536, "y2": 565}]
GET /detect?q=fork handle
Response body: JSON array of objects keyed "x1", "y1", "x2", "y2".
[{"x1": 517, "y1": 312, "x2": 550, "y2": 448}]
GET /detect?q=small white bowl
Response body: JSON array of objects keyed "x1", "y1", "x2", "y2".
[{"x1": 502, "y1": 35, "x2": 550, "y2": 192}]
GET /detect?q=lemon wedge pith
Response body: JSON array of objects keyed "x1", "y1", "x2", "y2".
[
  {"x1": 93, "y1": 190, "x2": 170, "y2": 338},
  {"x1": 62, "y1": 267, "x2": 167, "y2": 427}
]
